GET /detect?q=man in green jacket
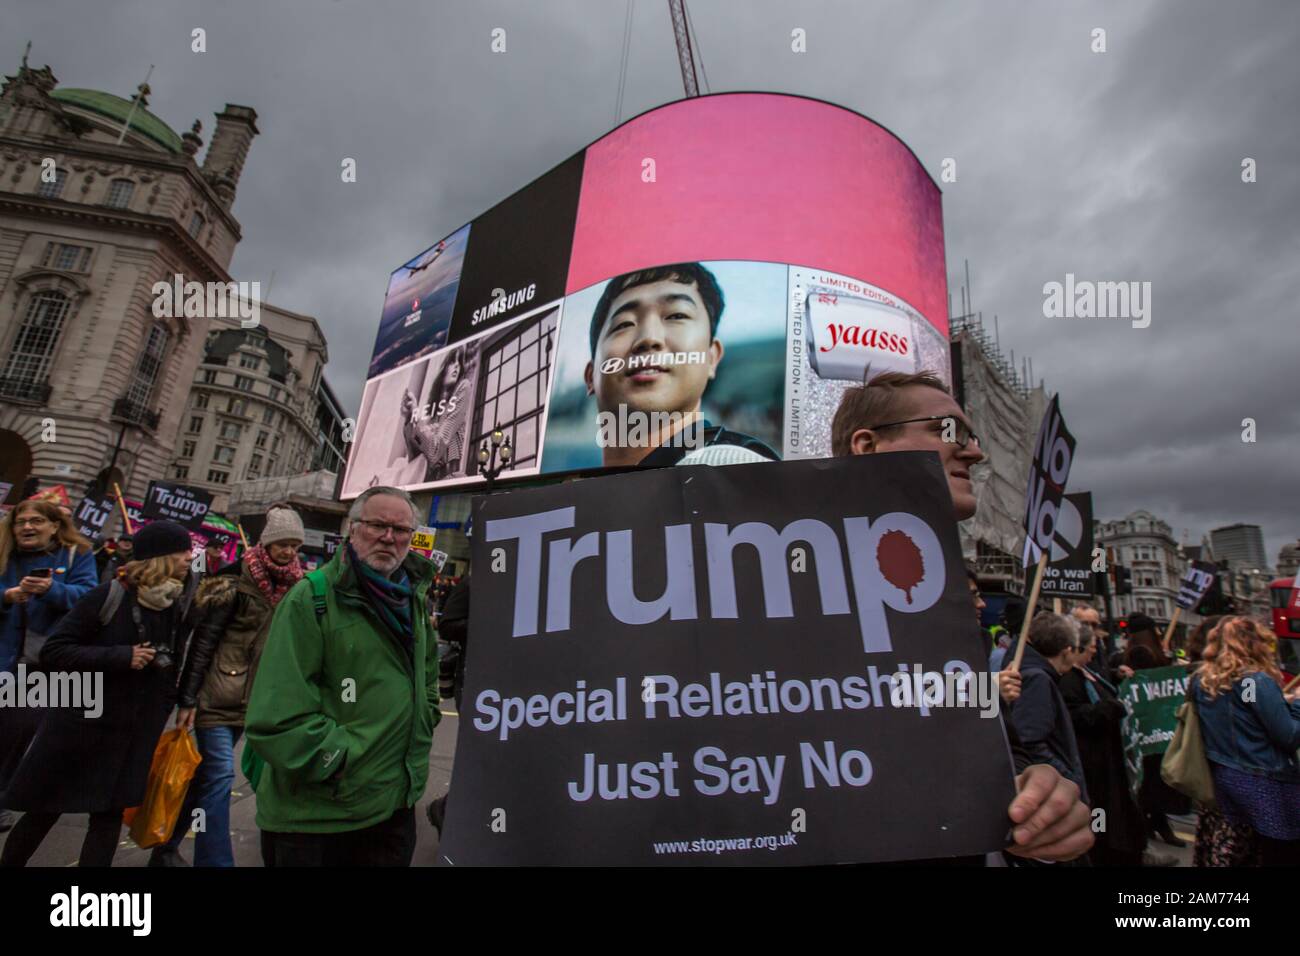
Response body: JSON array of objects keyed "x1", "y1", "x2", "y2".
[{"x1": 246, "y1": 486, "x2": 440, "y2": 866}]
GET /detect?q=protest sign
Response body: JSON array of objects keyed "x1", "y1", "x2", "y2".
[
  {"x1": 410, "y1": 527, "x2": 436, "y2": 557},
  {"x1": 1022, "y1": 396, "x2": 1076, "y2": 567},
  {"x1": 141, "y1": 481, "x2": 213, "y2": 532},
  {"x1": 73, "y1": 495, "x2": 116, "y2": 542},
  {"x1": 1175, "y1": 561, "x2": 1217, "y2": 610},
  {"x1": 439, "y1": 452, "x2": 1016, "y2": 865},
  {"x1": 1037, "y1": 493, "x2": 1095, "y2": 599},
  {"x1": 1119, "y1": 665, "x2": 1189, "y2": 800},
  {"x1": 324, "y1": 533, "x2": 343, "y2": 559}
]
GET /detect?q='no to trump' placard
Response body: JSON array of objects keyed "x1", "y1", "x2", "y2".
[{"x1": 439, "y1": 453, "x2": 1017, "y2": 865}]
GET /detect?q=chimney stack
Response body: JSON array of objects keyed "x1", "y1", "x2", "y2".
[{"x1": 202, "y1": 104, "x2": 259, "y2": 209}]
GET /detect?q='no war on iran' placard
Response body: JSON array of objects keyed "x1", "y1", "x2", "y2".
[{"x1": 438, "y1": 453, "x2": 1017, "y2": 866}]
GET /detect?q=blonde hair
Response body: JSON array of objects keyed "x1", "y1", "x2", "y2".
[
  {"x1": 0, "y1": 499, "x2": 92, "y2": 576},
  {"x1": 1198, "y1": 616, "x2": 1282, "y2": 699},
  {"x1": 120, "y1": 556, "x2": 184, "y2": 589}
]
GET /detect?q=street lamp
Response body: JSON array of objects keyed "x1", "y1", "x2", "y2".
[{"x1": 478, "y1": 426, "x2": 512, "y2": 491}]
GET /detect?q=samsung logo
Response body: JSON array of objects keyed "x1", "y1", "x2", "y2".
[{"x1": 472, "y1": 284, "x2": 536, "y2": 325}]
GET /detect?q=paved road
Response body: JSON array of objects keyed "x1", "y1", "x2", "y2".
[{"x1": 0, "y1": 710, "x2": 460, "y2": 868}]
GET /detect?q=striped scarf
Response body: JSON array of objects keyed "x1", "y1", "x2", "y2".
[{"x1": 347, "y1": 544, "x2": 414, "y2": 657}]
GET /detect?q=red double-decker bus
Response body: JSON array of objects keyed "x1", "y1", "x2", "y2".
[{"x1": 1268, "y1": 577, "x2": 1300, "y2": 678}]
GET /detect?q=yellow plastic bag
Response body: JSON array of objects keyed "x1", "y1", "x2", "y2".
[{"x1": 122, "y1": 728, "x2": 202, "y2": 848}]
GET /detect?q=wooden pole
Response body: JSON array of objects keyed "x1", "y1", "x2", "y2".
[
  {"x1": 112, "y1": 482, "x2": 134, "y2": 536},
  {"x1": 1053, "y1": 598, "x2": 1063, "y2": 614},
  {"x1": 1010, "y1": 550, "x2": 1050, "y2": 671},
  {"x1": 236, "y1": 522, "x2": 249, "y2": 549},
  {"x1": 1285, "y1": 673, "x2": 1300, "y2": 693},
  {"x1": 1162, "y1": 606, "x2": 1183, "y2": 655}
]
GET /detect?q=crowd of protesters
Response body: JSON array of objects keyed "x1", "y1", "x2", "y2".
[{"x1": 0, "y1": 369, "x2": 1296, "y2": 867}]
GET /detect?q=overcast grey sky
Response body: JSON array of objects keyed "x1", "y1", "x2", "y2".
[{"x1": 10, "y1": 0, "x2": 1298, "y2": 561}]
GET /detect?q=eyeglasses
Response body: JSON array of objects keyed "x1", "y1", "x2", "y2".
[
  {"x1": 355, "y1": 519, "x2": 415, "y2": 541},
  {"x1": 869, "y1": 415, "x2": 981, "y2": 449},
  {"x1": 11, "y1": 517, "x2": 51, "y2": 528}
]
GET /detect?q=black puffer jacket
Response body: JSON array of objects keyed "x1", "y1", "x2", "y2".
[{"x1": 176, "y1": 559, "x2": 275, "y2": 728}]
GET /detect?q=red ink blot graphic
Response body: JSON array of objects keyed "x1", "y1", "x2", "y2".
[{"x1": 876, "y1": 529, "x2": 925, "y2": 604}]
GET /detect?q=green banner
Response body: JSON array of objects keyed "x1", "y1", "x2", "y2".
[{"x1": 1119, "y1": 665, "x2": 1190, "y2": 800}]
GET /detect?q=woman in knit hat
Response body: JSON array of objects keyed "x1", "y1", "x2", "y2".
[
  {"x1": 0, "y1": 521, "x2": 193, "y2": 867},
  {"x1": 150, "y1": 506, "x2": 305, "y2": 867}
]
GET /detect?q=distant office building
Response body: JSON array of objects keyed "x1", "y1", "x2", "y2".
[
  {"x1": 1096, "y1": 510, "x2": 1186, "y2": 622},
  {"x1": 1209, "y1": 523, "x2": 1268, "y2": 571}
]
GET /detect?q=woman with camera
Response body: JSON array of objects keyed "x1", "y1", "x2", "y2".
[{"x1": 0, "y1": 521, "x2": 193, "y2": 867}]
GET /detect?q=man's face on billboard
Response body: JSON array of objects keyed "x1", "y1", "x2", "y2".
[{"x1": 584, "y1": 277, "x2": 722, "y2": 418}]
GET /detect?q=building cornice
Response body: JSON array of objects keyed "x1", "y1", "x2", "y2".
[
  {"x1": 0, "y1": 133, "x2": 243, "y2": 238},
  {"x1": 0, "y1": 192, "x2": 231, "y2": 281}
]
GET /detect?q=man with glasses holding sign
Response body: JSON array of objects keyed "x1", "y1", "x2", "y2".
[{"x1": 246, "y1": 486, "x2": 442, "y2": 866}]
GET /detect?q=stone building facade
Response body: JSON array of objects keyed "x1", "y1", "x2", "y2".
[{"x1": 0, "y1": 54, "x2": 257, "y2": 506}]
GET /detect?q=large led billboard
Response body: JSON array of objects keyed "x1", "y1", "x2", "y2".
[{"x1": 342, "y1": 93, "x2": 949, "y2": 498}]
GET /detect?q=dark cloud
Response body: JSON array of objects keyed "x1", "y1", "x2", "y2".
[{"x1": 10, "y1": 0, "x2": 1297, "y2": 561}]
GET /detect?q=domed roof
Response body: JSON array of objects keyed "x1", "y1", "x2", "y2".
[{"x1": 50, "y1": 87, "x2": 182, "y2": 153}]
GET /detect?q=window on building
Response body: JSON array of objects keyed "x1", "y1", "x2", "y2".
[
  {"x1": 470, "y1": 311, "x2": 558, "y2": 474},
  {"x1": 272, "y1": 435, "x2": 281, "y2": 453},
  {"x1": 250, "y1": 453, "x2": 263, "y2": 471},
  {"x1": 254, "y1": 430, "x2": 268, "y2": 448},
  {"x1": 181, "y1": 440, "x2": 195, "y2": 458},
  {"x1": 37, "y1": 168, "x2": 67, "y2": 199},
  {"x1": 214, "y1": 446, "x2": 235, "y2": 465},
  {"x1": 105, "y1": 179, "x2": 135, "y2": 209},
  {"x1": 1, "y1": 290, "x2": 71, "y2": 389},
  {"x1": 43, "y1": 243, "x2": 93, "y2": 272},
  {"x1": 228, "y1": 398, "x2": 247, "y2": 417},
  {"x1": 202, "y1": 369, "x2": 218, "y2": 384},
  {"x1": 188, "y1": 416, "x2": 204, "y2": 434},
  {"x1": 188, "y1": 212, "x2": 205, "y2": 239},
  {"x1": 239, "y1": 353, "x2": 260, "y2": 371},
  {"x1": 219, "y1": 421, "x2": 242, "y2": 441},
  {"x1": 193, "y1": 392, "x2": 209, "y2": 409},
  {"x1": 268, "y1": 385, "x2": 279, "y2": 402},
  {"x1": 124, "y1": 323, "x2": 169, "y2": 412},
  {"x1": 173, "y1": 465, "x2": 189, "y2": 480},
  {"x1": 262, "y1": 406, "x2": 275, "y2": 425},
  {"x1": 206, "y1": 470, "x2": 228, "y2": 485},
  {"x1": 235, "y1": 375, "x2": 253, "y2": 392}
]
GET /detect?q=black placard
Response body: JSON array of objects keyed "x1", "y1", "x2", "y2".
[
  {"x1": 140, "y1": 481, "x2": 213, "y2": 532},
  {"x1": 439, "y1": 453, "x2": 1016, "y2": 865},
  {"x1": 1023, "y1": 395, "x2": 1077, "y2": 566},
  {"x1": 1037, "y1": 492, "x2": 1096, "y2": 598},
  {"x1": 1176, "y1": 561, "x2": 1217, "y2": 610},
  {"x1": 73, "y1": 495, "x2": 116, "y2": 542}
]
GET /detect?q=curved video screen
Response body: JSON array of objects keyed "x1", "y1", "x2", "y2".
[{"x1": 343, "y1": 93, "x2": 948, "y2": 498}]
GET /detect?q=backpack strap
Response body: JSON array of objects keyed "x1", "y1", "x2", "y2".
[
  {"x1": 99, "y1": 579, "x2": 126, "y2": 626},
  {"x1": 306, "y1": 569, "x2": 329, "y2": 619}
]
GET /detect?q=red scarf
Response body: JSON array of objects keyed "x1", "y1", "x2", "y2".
[{"x1": 244, "y1": 544, "x2": 304, "y2": 606}]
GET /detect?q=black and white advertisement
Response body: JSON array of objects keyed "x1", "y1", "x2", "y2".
[
  {"x1": 1175, "y1": 560, "x2": 1217, "y2": 610},
  {"x1": 1037, "y1": 492, "x2": 1096, "y2": 599},
  {"x1": 140, "y1": 481, "x2": 213, "y2": 532},
  {"x1": 342, "y1": 306, "x2": 561, "y2": 497},
  {"x1": 1022, "y1": 394, "x2": 1077, "y2": 566},
  {"x1": 438, "y1": 452, "x2": 1017, "y2": 865}
]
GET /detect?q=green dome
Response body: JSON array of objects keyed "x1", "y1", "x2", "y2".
[{"x1": 51, "y1": 88, "x2": 183, "y2": 153}]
